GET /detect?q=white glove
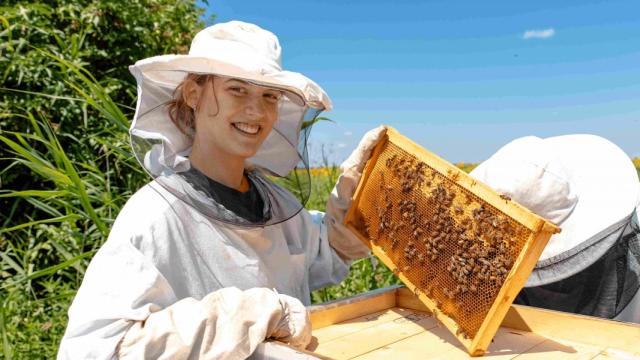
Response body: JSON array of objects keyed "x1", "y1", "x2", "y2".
[
  {"x1": 117, "y1": 287, "x2": 311, "y2": 359},
  {"x1": 325, "y1": 125, "x2": 387, "y2": 260},
  {"x1": 271, "y1": 293, "x2": 312, "y2": 349}
]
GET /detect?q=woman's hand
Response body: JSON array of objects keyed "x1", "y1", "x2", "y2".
[
  {"x1": 271, "y1": 293, "x2": 312, "y2": 349},
  {"x1": 340, "y1": 125, "x2": 387, "y2": 177},
  {"x1": 325, "y1": 126, "x2": 387, "y2": 260},
  {"x1": 116, "y1": 287, "x2": 311, "y2": 359}
]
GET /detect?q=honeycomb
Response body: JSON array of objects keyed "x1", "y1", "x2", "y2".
[{"x1": 345, "y1": 127, "x2": 559, "y2": 356}]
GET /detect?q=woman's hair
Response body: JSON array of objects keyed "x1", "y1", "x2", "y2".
[{"x1": 166, "y1": 73, "x2": 214, "y2": 136}]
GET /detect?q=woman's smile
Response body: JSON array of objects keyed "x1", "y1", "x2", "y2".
[{"x1": 232, "y1": 122, "x2": 262, "y2": 136}]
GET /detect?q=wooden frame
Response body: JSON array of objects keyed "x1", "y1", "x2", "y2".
[
  {"x1": 343, "y1": 127, "x2": 561, "y2": 356},
  {"x1": 305, "y1": 286, "x2": 640, "y2": 359}
]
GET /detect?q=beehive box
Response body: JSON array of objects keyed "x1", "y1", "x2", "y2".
[
  {"x1": 302, "y1": 286, "x2": 640, "y2": 359},
  {"x1": 343, "y1": 127, "x2": 561, "y2": 356}
]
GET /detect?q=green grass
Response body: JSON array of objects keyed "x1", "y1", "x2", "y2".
[{"x1": 0, "y1": 55, "x2": 145, "y2": 359}]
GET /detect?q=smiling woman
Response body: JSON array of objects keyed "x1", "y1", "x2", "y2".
[{"x1": 57, "y1": 20, "x2": 384, "y2": 360}]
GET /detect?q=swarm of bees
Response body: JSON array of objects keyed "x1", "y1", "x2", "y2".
[{"x1": 363, "y1": 148, "x2": 526, "y2": 340}]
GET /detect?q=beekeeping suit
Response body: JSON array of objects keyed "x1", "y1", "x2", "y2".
[
  {"x1": 470, "y1": 135, "x2": 640, "y2": 323},
  {"x1": 58, "y1": 21, "x2": 383, "y2": 359}
]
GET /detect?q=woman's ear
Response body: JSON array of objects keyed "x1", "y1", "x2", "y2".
[{"x1": 182, "y1": 79, "x2": 202, "y2": 111}]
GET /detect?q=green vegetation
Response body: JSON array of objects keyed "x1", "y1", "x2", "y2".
[{"x1": 0, "y1": 1, "x2": 208, "y2": 358}]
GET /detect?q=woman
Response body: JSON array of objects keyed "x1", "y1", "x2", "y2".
[{"x1": 58, "y1": 21, "x2": 384, "y2": 359}]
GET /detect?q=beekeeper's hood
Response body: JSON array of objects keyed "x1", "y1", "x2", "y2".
[
  {"x1": 471, "y1": 134, "x2": 640, "y2": 287},
  {"x1": 128, "y1": 21, "x2": 332, "y2": 226}
]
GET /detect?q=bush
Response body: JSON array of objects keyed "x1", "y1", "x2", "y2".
[{"x1": 0, "y1": 1, "x2": 207, "y2": 358}]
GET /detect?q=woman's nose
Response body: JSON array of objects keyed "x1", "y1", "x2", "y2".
[{"x1": 243, "y1": 95, "x2": 266, "y2": 118}]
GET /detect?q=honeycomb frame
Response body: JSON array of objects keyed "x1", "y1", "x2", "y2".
[{"x1": 344, "y1": 127, "x2": 560, "y2": 356}]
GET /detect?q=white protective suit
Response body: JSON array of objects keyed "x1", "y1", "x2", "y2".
[{"x1": 57, "y1": 126, "x2": 385, "y2": 359}]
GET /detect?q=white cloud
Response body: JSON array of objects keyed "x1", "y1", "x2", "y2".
[
  {"x1": 523, "y1": 28, "x2": 555, "y2": 40},
  {"x1": 337, "y1": 143, "x2": 347, "y2": 148},
  {"x1": 343, "y1": 131, "x2": 353, "y2": 136}
]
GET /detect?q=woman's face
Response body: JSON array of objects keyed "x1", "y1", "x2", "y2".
[{"x1": 193, "y1": 76, "x2": 281, "y2": 159}]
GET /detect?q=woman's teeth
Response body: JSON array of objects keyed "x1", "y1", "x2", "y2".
[{"x1": 233, "y1": 122, "x2": 260, "y2": 135}]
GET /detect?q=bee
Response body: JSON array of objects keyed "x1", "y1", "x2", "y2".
[{"x1": 499, "y1": 193, "x2": 511, "y2": 202}]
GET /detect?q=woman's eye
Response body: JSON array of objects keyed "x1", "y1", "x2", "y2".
[
  {"x1": 228, "y1": 86, "x2": 247, "y2": 95},
  {"x1": 264, "y1": 93, "x2": 281, "y2": 103}
]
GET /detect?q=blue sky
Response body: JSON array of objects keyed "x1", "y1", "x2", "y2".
[{"x1": 200, "y1": 0, "x2": 639, "y2": 165}]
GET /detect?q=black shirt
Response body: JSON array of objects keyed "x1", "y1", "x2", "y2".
[{"x1": 179, "y1": 167, "x2": 267, "y2": 223}]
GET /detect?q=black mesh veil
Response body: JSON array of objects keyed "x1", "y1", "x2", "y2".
[{"x1": 515, "y1": 210, "x2": 640, "y2": 319}]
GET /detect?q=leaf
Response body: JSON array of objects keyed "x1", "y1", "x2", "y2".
[
  {"x1": 23, "y1": 250, "x2": 95, "y2": 283},
  {"x1": 0, "y1": 252, "x2": 24, "y2": 275},
  {"x1": 0, "y1": 190, "x2": 69, "y2": 198},
  {"x1": 0, "y1": 214, "x2": 81, "y2": 234},
  {"x1": 302, "y1": 116, "x2": 334, "y2": 130}
]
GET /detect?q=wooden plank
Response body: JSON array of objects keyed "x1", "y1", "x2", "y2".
[
  {"x1": 353, "y1": 326, "x2": 550, "y2": 360},
  {"x1": 501, "y1": 305, "x2": 640, "y2": 353},
  {"x1": 312, "y1": 307, "x2": 410, "y2": 344},
  {"x1": 512, "y1": 338, "x2": 604, "y2": 360},
  {"x1": 309, "y1": 287, "x2": 397, "y2": 330},
  {"x1": 441, "y1": 328, "x2": 549, "y2": 360},
  {"x1": 350, "y1": 325, "x2": 464, "y2": 360},
  {"x1": 259, "y1": 341, "x2": 334, "y2": 360},
  {"x1": 395, "y1": 286, "x2": 429, "y2": 312},
  {"x1": 312, "y1": 309, "x2": 438, "y2": 359},
  {"x1": 591, "y1": 348, "x2": 640, "y2": 359}
]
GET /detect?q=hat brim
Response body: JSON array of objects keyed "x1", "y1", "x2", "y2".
[
  {"x1": 526, "y1": 134, "x2": 639, "y2": 284},
  {"x1": 131, "y1": 55, "x2": 298, "y2": 106},
  {"x1": 130, "y1": 54, "x2": 332, "y2": 110}
]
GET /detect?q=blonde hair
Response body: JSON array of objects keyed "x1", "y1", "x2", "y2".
[{"x1": 166, "y1": 74, "x2": 214, "y2": 136}]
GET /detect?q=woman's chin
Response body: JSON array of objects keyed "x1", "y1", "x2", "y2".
[{"x1": 228, "y1": 148, "x2": 260, "y2": 160}]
